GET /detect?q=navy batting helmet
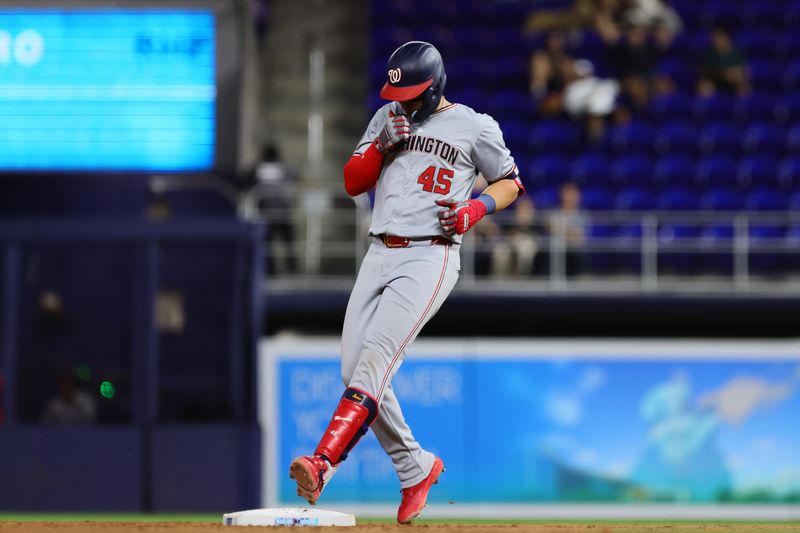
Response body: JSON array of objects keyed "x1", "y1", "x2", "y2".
[{"x1": 380, "y1": 41, "x2": 447, "y2": 123}]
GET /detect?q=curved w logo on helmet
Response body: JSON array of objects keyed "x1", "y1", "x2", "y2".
[{"x1": 388, "y1": 68, "x2": 402, "y2": 84}]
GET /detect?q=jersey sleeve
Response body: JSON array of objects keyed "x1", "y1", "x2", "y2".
[
  {"x1": 353, "y1": 105, "x2": 391, "y2": 155},
  {"x1": 472, "y1": 115, "x2": 523, "y2": 192}
]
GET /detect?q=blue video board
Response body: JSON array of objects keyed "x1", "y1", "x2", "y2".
[
  {"x1": 262, "y1": 339, "x2": 800, "y2": 507},
  {"x1": 0, "y1": 10, "x2": 216, "y2": 171}
]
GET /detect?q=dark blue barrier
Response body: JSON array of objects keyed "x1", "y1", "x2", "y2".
[
  {"x1": 0, "y1": 427, "x2": 142, "y2": 511},
  {"x1": 0, "y1": 425, "x2": 260, "y2": 512},
  {"x1": 152, "y1": 425, "x2": 260, "y2": 512},
  {"x1": 0, "y1": 218, "x2": 264, "y2": 511}
]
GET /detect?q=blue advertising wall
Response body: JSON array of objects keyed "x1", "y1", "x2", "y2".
[
  {"x1": 260, "y1": 338, "x2": 800, "y2": 508},
  {"x1": 0, "y1": 9, "x2": 215, "y2": 171}
]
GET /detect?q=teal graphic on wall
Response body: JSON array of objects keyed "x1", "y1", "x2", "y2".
[{"x1": 270, "y1": 345, "x2": 800, "y2": 504}]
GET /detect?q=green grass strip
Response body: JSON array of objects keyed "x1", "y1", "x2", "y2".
[{"x1": 0, "y1": 513, "x2": 220, "y2": 523}]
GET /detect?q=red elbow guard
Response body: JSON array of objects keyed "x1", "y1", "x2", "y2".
[{"x1": 344, "y1": 142, "x2": 384, "y2": 196}]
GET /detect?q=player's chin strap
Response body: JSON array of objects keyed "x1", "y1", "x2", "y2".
[
  {"x1": 314, "y1": 387, "x2": 379, "y2": 465},
  {"x1": 411, "y1": 71, "x2": 446, "y2": 123}
]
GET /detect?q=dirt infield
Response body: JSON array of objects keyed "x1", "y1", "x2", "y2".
[{"x1": 2, "y1": 522, "x2": 800, "y2": 532}]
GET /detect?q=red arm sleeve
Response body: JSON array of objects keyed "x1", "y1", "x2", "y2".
[{"x1": 343, "y1": 142, "x2": 384, "y2": 197}]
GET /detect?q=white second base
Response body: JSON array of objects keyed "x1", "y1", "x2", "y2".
[{"x1": 223, "y1": 508, "x2": 356, "y2": 527}]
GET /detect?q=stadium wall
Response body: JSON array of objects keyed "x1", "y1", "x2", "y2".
[{"x1": 260, "y1": 336, "x2": 800, "y2": 518}]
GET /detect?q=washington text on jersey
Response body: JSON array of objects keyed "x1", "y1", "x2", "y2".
[{"x1": 400, "y1": 135, "x2": 461, "y2": 166}]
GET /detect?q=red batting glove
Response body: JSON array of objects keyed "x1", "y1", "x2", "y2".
[{"x1": 436, "y1": 199, "x2": 488, "y2": 236}]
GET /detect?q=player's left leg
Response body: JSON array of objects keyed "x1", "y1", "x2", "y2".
[{"x1": 371, "y1": 383, "x2": 435, "y2": 488}]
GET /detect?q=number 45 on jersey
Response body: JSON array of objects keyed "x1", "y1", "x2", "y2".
[{"x1": 417, "y1": 165, "x2": 453, "y2": 195}]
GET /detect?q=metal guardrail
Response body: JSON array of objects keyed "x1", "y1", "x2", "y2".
[
  {"x1": 252, "y1": 199, "x2": 800, "y2": 292},
  {"x1": 144, "y1": 175, "x2": 800, "y2": 293}
]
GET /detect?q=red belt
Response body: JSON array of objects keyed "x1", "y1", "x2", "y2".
[{"x1": 375, "y1": 234, "x2": 453, "y2": 248}]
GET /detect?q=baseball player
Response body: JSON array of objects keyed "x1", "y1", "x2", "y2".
[{"x1": 290, "y1": 41, "x2": 525, "y2": 524}]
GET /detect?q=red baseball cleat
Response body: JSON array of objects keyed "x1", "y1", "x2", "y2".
[
  {"x1": 289, "y1": 455, "x2": 337, "y2": 505},
  {"x1": 396, "y1": 457, "x2": 445, "y2": 524}
]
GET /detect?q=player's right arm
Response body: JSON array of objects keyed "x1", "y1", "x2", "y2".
[{"x1": 343, "y1": 107, "x2": 410, "y2": 197}]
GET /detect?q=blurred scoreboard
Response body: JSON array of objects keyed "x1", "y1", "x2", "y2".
[{"x1": 0, "y1": 9, "x2": 216, "y2": 171}]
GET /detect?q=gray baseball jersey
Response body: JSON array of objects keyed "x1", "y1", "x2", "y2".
[
  {"x1": 340, "y1": 100, "x2": 520, "y2": 490},
  {"x1": 354, "y1": 101, "x2": 519, "y2": 244}
]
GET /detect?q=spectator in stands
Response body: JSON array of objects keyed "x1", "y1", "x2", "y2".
[
  {"x1": 696, "y1": 75, "x2": 718, "y2": 99},
  {"x1": 599, "y1": 20, "x2": 667, "y2": 112},
  {"x1": 252, "y1": 142, "x2": 298, "y2": 274},
  {"x1": 548, "y1": 182, "x2": 587, "y2": 277},
  {"x1": 490, "y1": 197, "x2": 540, "y2": 278},
  {"x1": 622, "y1": 0, "x2": 682, "y2": 41},
  {"x1": 562, "y1": 58, "x2": 621, "y2": 143},
  {"x1": 525, "y1": 0, "x2": 607, "y2": 33},
  {"x1": 529, "y1": 32, "x2": 573, "y2": 99},
  {"x1": 40, "y1": 372, "x2": 97, "y2": 426},
  {"x1": 700, "y1": 27, "x2": 750, "y2": 96}
]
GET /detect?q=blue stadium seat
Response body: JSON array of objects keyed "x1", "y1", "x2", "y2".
[
  {"x1": 570, "y1": 153, "x2": 612, "y2": 186},
  {"x1": 529, "y1": 120, "x2": 582, "y2": 155},
  {"x1": 787, "y1": 3, "x2": 800, "y2": 30},
  {"x1": 789, "y1": 189, "x2": 800, "y2": 211},
  {"x1": 527, "y1": 154, "x2": 571, "y2": 188},
  {"x1": 428, "y1": 3, "x2": 461, "y2": 25},
  {"x1": 653, "y1": 155, "x2": 695, "y2": 188},
  {"x1": 693, "y1": 95, "x2": 737, "y2": 125},
  {"x1": 454, "y1": 27, "x2": 500, "y2": 57},
  {"x1": 779, "y1": 158, "x2": 800, "y2": 190},
  {"x1": 586, "y1": 223, "x2": 617, "y2": 273},
  {"x1": 749, "y1": 224, "x2": 788, "y2": 274},
  {"x1": 447, "y1": 58, "x2": 483, "y2": 88},
  {"x1": 777, "y1": 32, "x2": 800, "y2": 59},
  {"x1": 490, "y1": 56, "x2": 528, "y2": 87},
  {"x1": 746, "y1": 187, "x2": 790, "y2": 211},
  {"x1": 616, "y1": 186, "x2": 656, "y2": 211},
  {"x1": 783, "y1": 60, "x2": 800, "y2": 92},
  {"x1": 701, "y1": 187, "x2": 746, "y2": 211},
  {"x1": 701, "y1": 223, "x2": 735, "y2": 273},
  {"x1": 742, "y1": 1, "x2": 785, "y2": 29},
  {"x1": 448, "y1": 88, "x2": 487, "y2": 110},
  {"x1": 749, "y1": 60, "x2": 782, "y2": 93},
  {"x1": 649, "y1": 93, "x2": 694, "y2": 123},
  {"x1": 488, "y1": 90, "x2": 536, "y2": 122},
  {"x1": 612, "y1": 156, "x2": 654, "y2": 187},
  {"x1": 615, "y1": 222, "x2": 645, "y2": 273},
  {"x1": 420, "y1": 28, "x2": 459, "y2": 57},
  {"x1": 656, "y1": 186, "x2": 701, "y2": 211},
  {"x1": 654, "y1": 122, "x2": 697, "y2": 157},
  {"x1": 735, "y1": 30, "x2": 776, "y2": 57},
  {"x1": 694, "y1": 156, "x2": 738, "y2": 188},
  {"x1": 786, "y1": 126, "x2": 800, "y2": 156},
  {"x1": 497, "y1": 119, "x2": 528, "y2": 156},
  {"x1": 532, "y1": 185, "x2": 561, "y2": 210},
  {"x1": 735, "y1": 93, "x2": 776, "y2": 124},
  {"x1": 659, "y1": 223, "x2": 703, "y2": 273},
  {"x1": 742, "y1": 124, "x2": 785, "y2": 157},
  {"x1": 655, "y1": 60, "x2": 696, "y2": 93},
  {"x1": 672, "y1": 0, "x2": 701, "y2": 26},
  {"x1": 775, "y1": 94, "x2": 800, "y2": 126},
  {"x1": 699, "y1": 123, "x2": 741, "y2": 157},
  {"x1": 737, "y1": 157, "x2": 781, "y2": 189},
  {"x1": 609, "y1": 122, "x2": 656, "y2": 156},
  {"x1": 699, "y1": 2, "x2": 741, "y2": 30},
  {"x1": 580, "y1": 185, "x2": 615, "y2": 211},
  {"x1": 787, "y1": 226, "x2": 800, "y2": 270}
]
